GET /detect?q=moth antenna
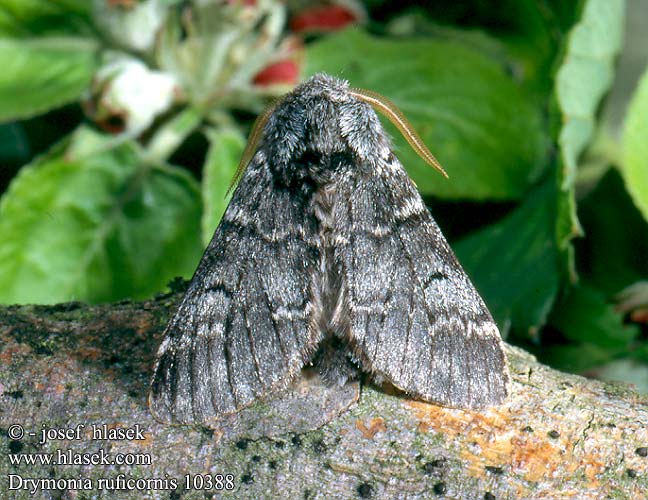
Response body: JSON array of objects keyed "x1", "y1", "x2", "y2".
[
  {"x1": 349, "y1": 88, "x2": 449, "y2": 178},
  {"x1": 226, "y1": 104, "x2": 276, "y2": 196}
]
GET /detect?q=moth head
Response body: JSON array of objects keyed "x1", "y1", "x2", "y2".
[{"x1": 228, "y1": 74, "x2": 448, "y2": 193}]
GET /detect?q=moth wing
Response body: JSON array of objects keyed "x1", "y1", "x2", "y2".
[
  {"x1": 150, "y1": 158, "x2": 321, "y2": 424},
  {"x1": 332, "y1": 156, "x2": 510, "y2": 408}
]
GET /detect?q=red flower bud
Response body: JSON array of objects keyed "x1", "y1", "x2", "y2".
[
  {"x1": 253, "y1": 59, "x2": 300, "y2": 87},
  {"x1": 290, "y1": 5, "x2": 358, "y2": 33},
  {"x1": 107, "y1": 0, "x2": 136, "y2": 8}
]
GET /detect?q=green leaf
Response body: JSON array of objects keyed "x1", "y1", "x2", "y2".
[
  {"x1": 635, "y1": 342, "x2": 648, "y2": 365},
  {"x1": 577, "y1": 169, "x2": 648, "y2": 295},
  {"x1": 623, "y1": 66, "x2": 648, "y2": 222},
  {"x1": 147, "y1": 107, "x2": 203, "y2": 163},
  {"x1": 0, "y1": 37, "x2": 99, "y2": 122},
  {"x1": 385, "y1": 3, "x2": 578, "y2": 101},
  {"x1": 554, "y1": 0, "x2": 625, "y2": 268},
  {"x1": 542, "y1": 282, "x2": 639, "y2": 373},
  {"x1": 305, "y1": 29, "x2": 546, "y2": 200},
  {"x1": 202, "y1": 127, "x2": 245, "y2": 246},
  {"x1": 454, "y1": 180, "x2": 560, "y2": 337},
  {"x1": 0, "y1": 127, "x2": 203, "y2": 304},
  {"x1": 0, "y1": 0, "x2": 92, "y2": 37},
  {"x1": 548, "y1": 284, "x2": 638, "y2": 349}
]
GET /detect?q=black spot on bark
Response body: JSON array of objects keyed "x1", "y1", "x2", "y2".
[
  {"x1": 357, "y1": 482, "x2": 373, "y2": 498},
  {"x1": 9, "y1": 440, "x2": 23, "y2": 453},
  {"x1": 433, "y1": 482, "x2": 446, "y2": 495}
]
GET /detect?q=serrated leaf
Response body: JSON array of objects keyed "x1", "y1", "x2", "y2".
[
  {"x1": 623, "y1": 66, "x2": 648, "y2": 223},
  {"x1": 0, "y1": 37, "x2": 99, "y2": 122},
  {"x1": 202, "y1": 127, "x2": 245, "y2": 246},
  {"x1": 454, "y1": 180, "x2": 560, "y2": 337},
  {"x1": 305, "y1": 29, "x2": 546, "y2": 200},
  {"x1": 554, "y1": 0, "x2": 625, "y2": 265},
  {"x1": 0, "y1": 127, "x2": 202, "y2": 304}
]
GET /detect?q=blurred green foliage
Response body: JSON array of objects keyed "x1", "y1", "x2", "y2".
[{"x1": 0, "y1": 0, "x2": 647, "y2": 384}]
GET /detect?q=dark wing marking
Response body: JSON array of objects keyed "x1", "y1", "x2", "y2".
[
  {"x1": 149, "y1": 154, "x2": 322, "y2": 424},
  {"x1": 331, "y1": 156, "x2": 510, "y2": 408}
]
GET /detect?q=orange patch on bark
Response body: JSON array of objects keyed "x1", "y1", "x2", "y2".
[
  {"x1": 77, "y1": 346, "x2": 102, "y2": 361},
  {"x1": 0, "y1": 341, "x2": 32, "y2": 363},
  {"x1": 407, "y1": 401, "x2": 606, "y2": 487},
  {"x1": 137, "y1": 432, "x2": 153, "y2": 447},
  {"x1": 355, "y1": 417, "x2": 387, "y2": 439}
]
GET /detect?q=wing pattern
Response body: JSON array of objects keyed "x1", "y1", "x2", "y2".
[
  {"x1": 328, "y1": 154, "x2": 509, "y2": 408},
  {"x1": 150, "y1": 153, "x2": 323, "y2": 424}
]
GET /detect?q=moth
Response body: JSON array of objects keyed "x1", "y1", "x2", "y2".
[{"x1": 150, "y1": 73, "x2": 510, "y2": 425}]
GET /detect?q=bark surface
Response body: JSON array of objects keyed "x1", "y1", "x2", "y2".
[{"x1": 1, "y1": 296, "x2": 647, "y2": 499}]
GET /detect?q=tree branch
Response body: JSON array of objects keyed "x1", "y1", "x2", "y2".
[{"x1": 1, "y1": 297, "x2": 647, "y2": 499}]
